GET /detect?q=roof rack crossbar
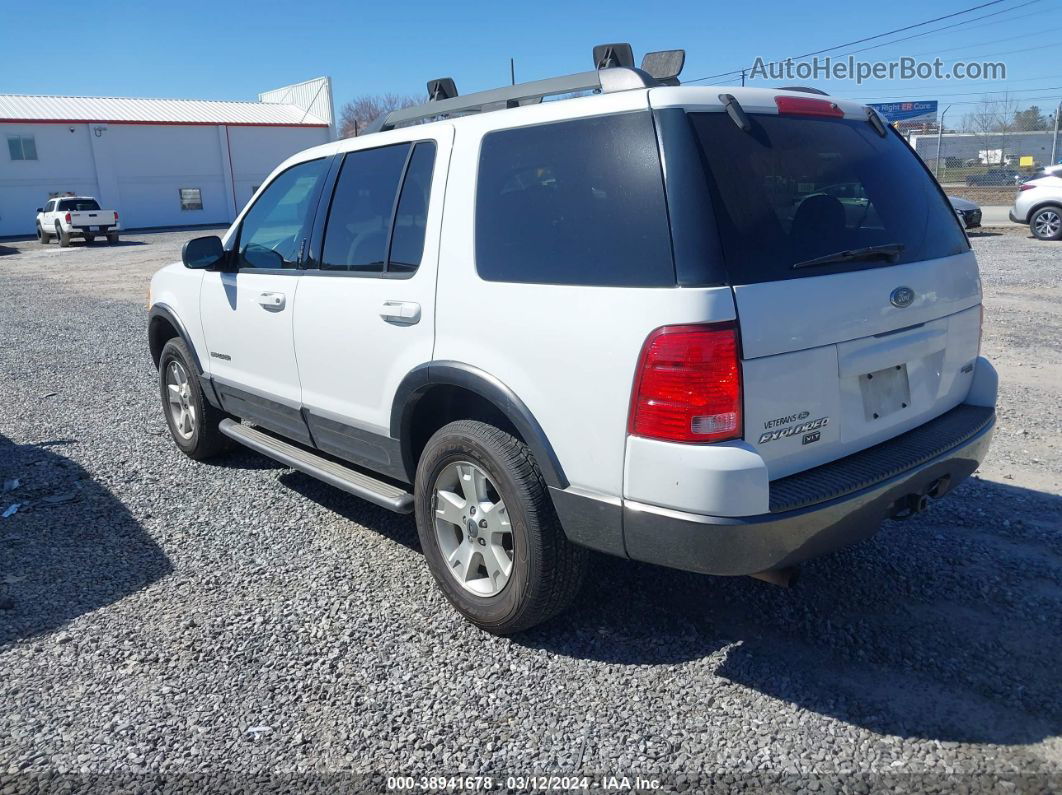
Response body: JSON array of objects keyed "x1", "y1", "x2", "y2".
[{"x1": 365, "y1": 67, "x2": 656, "y2": 134}]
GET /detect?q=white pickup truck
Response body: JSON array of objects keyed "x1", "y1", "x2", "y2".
[{"x1": 36, "y1": 196, "x2": 120, "y2": 246}]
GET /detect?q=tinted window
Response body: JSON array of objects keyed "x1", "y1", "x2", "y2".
[
  {"x1": 321, "y1": 145, "x2": 409, "y2": 272},
  {"x1": 179, "y1": 188, "x2": 203, "y2": 211},
  {"x1": 238, "y1": 158, "x2": 328, "y2": 270},
  {"x1": 475, "y1": 113, "x2": 674, "y2": 287},
  {"x1": 7, "y1": 135, "x2": 36, "y2": 161},
  {"x1": 58, "y1": 198, "x2": 100, "y2": 211},
  {"x1": 388, "y1": 142, "x2": 436, "y2": 274},
  {"x1": 689, "y1": 113, "x2": 968, "y2": 284}
]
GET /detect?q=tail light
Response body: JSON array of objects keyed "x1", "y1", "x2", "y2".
[
  {"x1": 114, "y1": 211, "x2": 119, "y2": 221},
  {"x1": 628, "y1": 322, "x2": 743, "y2": 444},
  {"x1": 64, "y1": 212, "x2": 71, "y2": 223},
  {"x1": 775, "y1": 95, "x2": 844, "y2": 118},
  {"x1": 1018, "y1": 183, "x2": 1037, "y2": 191}
]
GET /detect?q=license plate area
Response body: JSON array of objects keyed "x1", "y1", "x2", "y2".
[{"x1": 860, "y1": 364, "x2": 910, "y2": 421}]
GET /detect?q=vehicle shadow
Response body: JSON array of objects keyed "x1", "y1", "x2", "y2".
[
  {"x1": 967, "y1": 230, "x2": 1003, "y2": 238},
  {"x1": 0, "y1": 434, "x2": 172, "y2": 647},
  {"x1": 202, "y1": 447, "x2": 287, "y2": 471},
  {"x1": 255, "y1": 458, "x2": 1061, "y2": 745},
  {"x1": 515, "y1": 476, "x2": 1062, "y2": 745},
  {"x1": 0, "y1": 244, "x2": 17, "y2": 256},
  {"x1": 80, "y1": 240, "x2": 145, "y2": 248},
  {"x1": 278, "y1": 470, "x2": 420, "y2": 551}
]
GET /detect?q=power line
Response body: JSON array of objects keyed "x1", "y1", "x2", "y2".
[
  {"x1": 857, "y1": 84, "x2": 1062, "y2": 101},
  {"x1": 684, "y1": 0, "x2": 1031, "y2": 84},
  {"x1": 832, "y1": 74, "x2": 1062, "y2": 98},
  {"x1": 897, "y1": 15, "x2": 1059, "y2": 59},
  {"x1": 788, "y1": 0, "x2": 1044, "y2": 63}
]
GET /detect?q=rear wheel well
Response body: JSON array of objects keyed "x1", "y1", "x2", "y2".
[
  {"x1": 148, "y1": 315, "x2": 180, "y2": 369},
  {"x1": 406, "y1": 385, "x2": 524, "y2": 476},
  {"x1": 1031, "y1": 201, "x2": 1062, "y2": 217}
]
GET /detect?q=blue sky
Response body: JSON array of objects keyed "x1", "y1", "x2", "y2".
[{"x1": 1, "y1": 0, "x2": 1059, "y2": 121}]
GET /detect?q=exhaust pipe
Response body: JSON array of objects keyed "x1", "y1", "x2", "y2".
[{"x1": 750, "y1": 566, "x2": 800, "y2": 588}]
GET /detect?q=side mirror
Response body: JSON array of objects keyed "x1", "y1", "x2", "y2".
[
  {"x1": 36, "y1": 208, "x2": 43, "y2": 213},
  {"x1": 182, "y1": 235, "x2": 225, "y2": 269}
]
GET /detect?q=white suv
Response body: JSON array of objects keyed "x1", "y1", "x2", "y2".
[
  {"x1": 148, "y1": 49, "x2": 997, "y2": 633},
  {"x1": 1010, "y1": 167, "x2": 1062, "y2": 240}
]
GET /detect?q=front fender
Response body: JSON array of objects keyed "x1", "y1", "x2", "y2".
[{"x1": 148, "y1": 303, "x2": 203, "y2": 373}]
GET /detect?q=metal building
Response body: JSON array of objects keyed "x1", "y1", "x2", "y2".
[
  {"x1": 0, "y1": 77, "x2": 334, "y2": 238},
  {"x1": 909, "y1": 129, "x2": 1062, "y2": 171}
]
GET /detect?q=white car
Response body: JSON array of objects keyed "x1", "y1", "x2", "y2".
[
  {"x1": 147, "y1": 46, "x2": 997, "y2": 633},
  {"x1": 1010, "y1": 169, "x2": 1062, "y2": 241},
  {"x1": 36, "y1": 196, "x2": 120, "y2": 246}
]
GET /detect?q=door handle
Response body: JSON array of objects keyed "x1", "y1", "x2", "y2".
[
  {"x1": 380, "y1": 300, "x2": 421, "y2": 326},
  {"x1": 258, "y1": 291, "x2": 286, "y2": 311}
]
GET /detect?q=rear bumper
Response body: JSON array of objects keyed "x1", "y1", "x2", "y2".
[
  {"x1": 72, "y1": 225, "x2": 117, "y2": 234},
  {"x1": 1009, "y1": 208, "x2": 1026, "y2": 224},
  {"x1": 623, "y1": 403, "x2": 995, "y2": 576}
]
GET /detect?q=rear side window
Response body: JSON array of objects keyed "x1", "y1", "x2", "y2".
[
  {"x1": 389, "y1": 142, "x2": 436, "y2": 274},
  {"x1": 475, "y1": 112, "x2": 674, "y2": 287},
  {"x1": 321, "y1": 141, "x2": 436, "y2": 274},
  {"x1": 57, "y1": 198, "x2": 100, "y2": 212},
  {"x1": 689, "y1": 113, "x2": 968, "y2": 284},
  {"x1": 322, "y1": 144, "x2": 409, "y2": 273}
]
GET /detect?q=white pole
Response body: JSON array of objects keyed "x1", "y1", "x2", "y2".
[
  {"x1": 1051, "y1": 101, "x2": 1061, "y2": 166},
  {"x1": 935, "y1": 104, "x2": 952, "y2": 181}
]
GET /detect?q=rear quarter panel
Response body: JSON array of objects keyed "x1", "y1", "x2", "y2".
[{"x1": 434, "y1": 94, "x2": 737, "y2": 498}]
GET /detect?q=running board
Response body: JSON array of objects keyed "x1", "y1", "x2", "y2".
[{"x1": 219, "y1": 419, "x2": 414, "y2": 514}]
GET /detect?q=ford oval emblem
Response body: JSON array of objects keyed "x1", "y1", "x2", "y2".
[{"x1": 890, "y1": 286, "x2": 915, "y2": 308}]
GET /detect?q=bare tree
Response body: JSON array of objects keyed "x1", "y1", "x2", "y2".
[
  {"x1": 993, "y1": 93, "x2": 1020, "y2": 165},
  {"x1": 339, "y1": 94, "x2": 423, "y2": 137},
  {"x1": 962, "y1": 94, "x2": 1019, "y2": 166}
]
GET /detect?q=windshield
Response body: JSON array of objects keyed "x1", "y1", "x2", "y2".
[
  {"x1": 57, "y1": 199, "x2": 101, "y2": 212},
  {"x1": 688, "y1": 113, "x2": 968, "y2": 284}
]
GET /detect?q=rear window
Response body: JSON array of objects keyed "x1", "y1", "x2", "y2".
[
  {"x1": 57, "y1": 198, "x2": 100, "y2": 212},
  {"x1": 475, "y1": 112, "x2": 674, "y2": 287},
  {"x1": 689, "y1": 113, "x2": 968, "y2": 284}
]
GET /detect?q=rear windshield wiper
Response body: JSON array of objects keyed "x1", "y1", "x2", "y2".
[{"x1": 791, "y1": 243, "x2": 905, "y2": 270}]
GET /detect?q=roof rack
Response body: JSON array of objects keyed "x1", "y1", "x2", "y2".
[{"x1": 364, "y1": 43, "x2": 685, "y2": 134}]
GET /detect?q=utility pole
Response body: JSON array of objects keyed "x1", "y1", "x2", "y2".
[
  {"x1": 935, "y1": 104, "x2": 952, "y2": 181},
  {"x1": 1052, "y1": 100, "x2": 1061, "y2": 166},
  {"x1": 510, "y1": 58, "x2": 516, "y2": 86}
]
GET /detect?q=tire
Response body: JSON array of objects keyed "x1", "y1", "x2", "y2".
[
  {"x1": 414, "y1": 420, "x2": 587, "y2": 634},
  {"x1": 36, "y1": 224, "x2": 50, "y2": 244},
  {"x1": 107, "y1": 232, "x2": 119, "y2": 245},
  {"x1": 1030, "y1": 206, "x2": 1062, "y2": 241},
  {"x1": 56, "y1": 223, "x2": 71, "y2": 248},
  {"x1": 84, "y1": 234, "x2": 95, "y2": 244},
  {"x1": 158, "y1": 338, "x2": 230, "y2": 460}
]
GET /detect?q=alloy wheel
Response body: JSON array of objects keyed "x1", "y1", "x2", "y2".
[
  {"x1": 1033, "y1": 210, "x2": 1061, "y2": 239},
  {"x1": 431, "y1": 461, "x2": 514, "y2": 597},
  {"x1": 165, "y1": 360, "x2": 196, "y2": 440}
]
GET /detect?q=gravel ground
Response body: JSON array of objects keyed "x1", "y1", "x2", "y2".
[{"x1": 1, "y1": 229, "x2": 1060, "y2": 793}]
